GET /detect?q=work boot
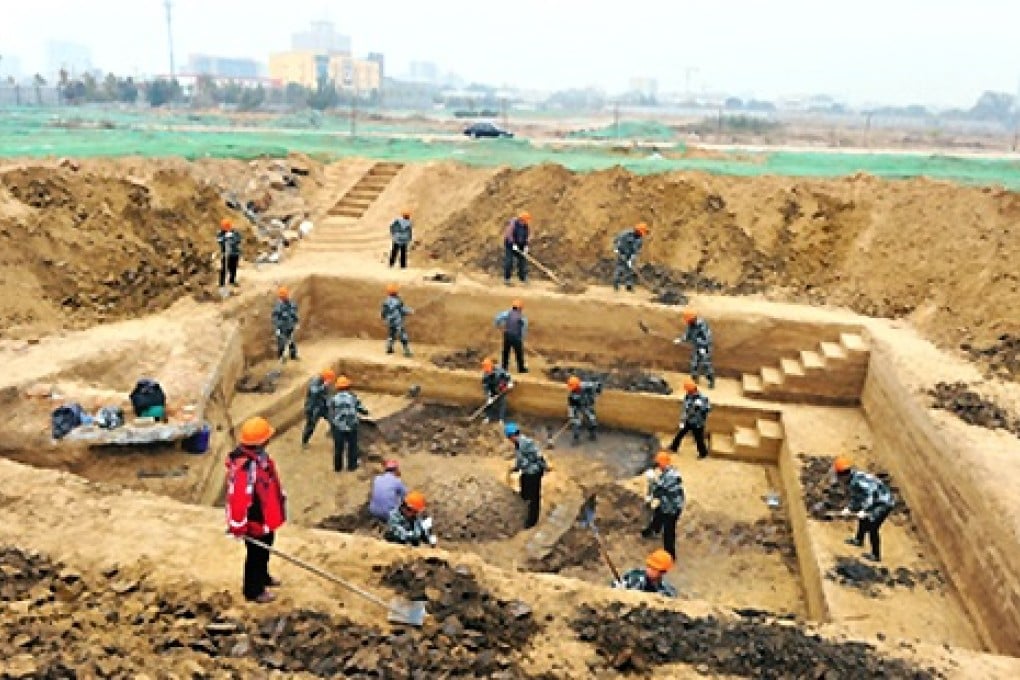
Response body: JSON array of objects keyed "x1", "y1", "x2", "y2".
[
  {"x1": 862, "y1": 552, "x2": 881, "y2": 562},
  {"x1": 626, "y1": 285, "x2": 634, "y2": 292},
  {"x1": 572, "y1": 432, "x2": 580, "y2": 445},
  {"x1": 640, "y1": 527, "x2": 656, "y2": 539},
  {"x1": 589, "y1": 429, "x2": 597, "y2": 441},
  {"x1": 708, "y1": 377, "x2": 715, "y2": 389},
  {"x1": 266, "y1": 576, "x2": 282, "y2": 587},
  {"x1": 252, "y1": 591, "x2": 276, "y2": 604},
  {"x1": 403, "y1": 347, "x2": 413, "y2": 358},
  {"x1": 385, "y1": 342, "x2": 394, "y2": 354},
  {"x1": 519, "y1": 367, "x2": 529, "y2": 374},
  {"x1": 301, "y1": 442, "x2": 309, "y2": 451},
  {"x1": 845, "y1": 537, "x2": 863, "y2": 547}
]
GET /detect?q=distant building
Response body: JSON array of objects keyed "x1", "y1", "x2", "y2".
[
  {"x1": 269, "y1": 51, "x2": 380, "y2": 93},
  {"x1": 46, "y1": 41, "x2": 92, "y2": 79},
  {"x1": 408, "y1": 61, "x2": 439, "y2": 84},
  {"x1": 629, "y1": 77, "x2": 658, "y2": 98},
  {"x1": 187, "y1": 54, "x2": 263, "y2": 80},
  {"x1": 291, "y1": 20, "x2": 351, "y2": 55},
  {"x1": 367, "y1": 52, "x2": 385, "y2": 80}
]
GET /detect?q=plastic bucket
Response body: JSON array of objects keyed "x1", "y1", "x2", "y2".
[{"x1": 183, "y1": 424, "x2": 211, "y2": 454}]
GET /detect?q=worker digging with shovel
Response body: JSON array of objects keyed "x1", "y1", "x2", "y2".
[
  {"x1": 612, "y1": 222, "x2": 649, "y2": 292},
  {"x1": 503, "y1": 210, "x2": 531, "y2": 285},
  {"x1": 480, "y1": 357, "x2": 513, "y2": 424}
]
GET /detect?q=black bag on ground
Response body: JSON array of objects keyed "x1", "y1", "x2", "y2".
[
  {"x1": 51, "y1": 403, "x2": 86, "y2": 439},
  {"x1": 129, "y1": 379, "x2": 166, "y2": 417}
]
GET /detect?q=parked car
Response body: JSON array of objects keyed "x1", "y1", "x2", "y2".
[{"x1": 463, "y1": 122, "x2": 514, "y2": 139}]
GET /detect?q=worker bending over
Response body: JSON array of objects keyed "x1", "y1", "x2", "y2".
[
  {"x1": 481, "y1": 358, "x2": 513, "y2": 423},
  {"x1": 384, "y1": 491, "x2": 437, "y2": 547},
  {"x1": 566, "y1": 375, "x2": 602, "y2": 443},
  {"x1": 613, "y1": 549, "x2": 677, "y2": 598},
  {"x1": 674, "y1": 308, "x2": 714, "y2": 388},
  {"x1": 301, "y1": 368, "x2": 335, "y2": 449},
  {"x1": 834, "y1": 456, "x2": 896, "y2": 562},
  {"x1": 612, "y1": 222, "x2": 649, "y2": 292},
  {"x1": 369, "y1": 459, "x2": 408, "y2": 521}
]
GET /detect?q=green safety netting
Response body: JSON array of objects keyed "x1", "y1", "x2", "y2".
[{"x1": 568, "y1": 120, "x2": 677, "y2": 141}]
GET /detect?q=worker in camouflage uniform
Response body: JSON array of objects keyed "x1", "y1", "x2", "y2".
[
  {"x1": 217, "y1": 218, "x2": 242, "y2": 288},
  {"x1": 506, "y1": 422, "x2": 548, "y2": 529},
  {"x1": 642, "y1": 451, "x2": 686, "y2": 560},
  {"x1": 271, "y1": 287, "x2": 299, "y2": 360},
  {"x1": 834, "y1": 456, "x2": 896, "y2": 562},
  {"x1": 613, "y1": 549, "x2": 677, "y2": 598},
  {"x1": 669, "y1": 378, "x2": 712, "y2": 459},
  {"x1": 381, "y1": 283, "x2": 413, "y2": 357},
  {"x1": 300, "y1": 368, "x2": 335, "y2": 449},
  {"x1": 612, "y1": 222, "x2": 649, "y2": 292},
  {"x1": 329, "y1": 375, "x2": 369, "y2": 473},
  {"x1": 674, "y1": 309, "x2": 715, "y2": 388},
  {"x1": 481, "y1": 358, "x2": 513, "y2": 423},
  {"x1": 384, "y1": 491, "x2": 437, "y2": 547},
  {"x1": 389, "y1": 209, "x2": 413, "y2": 269},
  {"x1": 566, "y1": 375, "x2": 602, "y2": 443}
]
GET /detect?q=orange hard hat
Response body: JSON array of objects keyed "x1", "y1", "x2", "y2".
[
  {"x1": 277, "y1": 286, "x2": 289, "y2": 300},
  {"x1": 635, "y1": 223, "x2": 649, "y2": 236},
  {"x1": 682, "y1": 309, "x2": 697, "y2": 324},
  {"x1": 220, "y1": 218, "x2": 233, "y2": 230},
  {"x1": 567, "y1": 376, "x2": 581, "y2": 391},
  {"x1": 833, "y1": 456, "x2": 853, "y2": 474},
  {"x1": 683, "y1": 378, "x2": 697, "y2": 394},
  {"x1": 646, "y1": 549, "x2": 674, "y2": 572},
  {"x1": 512, "y1": 299, "x2": 523, "y2": 309},
  {"x1": 386, "y1": 283, "x2": 399, "y2": 295},
  {"x1": 239, "y1": 416, "x2": 275, "y2": 446},
  {"x1": 405, "y1": 490, "x2": 426, "y2": 511},
  {"x1": 321, "y1": 368, "x2": 337, "y2": 384},
  {"x1": 335, "y1": 375, "x2": 351, "y2": 390},
  {"x1": 519, "y1": 211, "x2": 531, "y2": 224},
  {"x1": 402, "y1": 209, "x2": 412, "y2": 219},
  {"x1": 654, "y1": 451, "x2": 672, "y2": 469},
  {"x1": 482, "y1": 358, "x2": 494, "y2": 373}
]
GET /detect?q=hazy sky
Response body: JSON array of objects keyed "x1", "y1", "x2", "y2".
[{"x1": 1, "y1": 0, "x2": 1017, "y2": 107}]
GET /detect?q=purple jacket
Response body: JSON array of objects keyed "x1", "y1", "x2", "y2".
[{"x1": 369, "y1": 472, "x2": 407, "y2": 519}]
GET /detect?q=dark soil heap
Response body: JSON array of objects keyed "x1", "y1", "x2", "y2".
[
  {"x1": 929, "y1": 381, "x2": 1020, "y2": 437},
  {"x1": 799, "y1": 454, "x2": 912, "y2": 527},
  {"x1": 545, "y1": 365, "x2": 673, "y2": 395},
  {"x1": 572, "y1": 601, "x2": 939, "y2": 678},
  {"x1": 961, "y1": 334, "x2": 1020, "y2": 381},
  {"x1": 431, "y1": 346, "x2": 488, "y2": 371},
  {"x1": 827, "y1": 556, "x2": 946, "y2": 598}
]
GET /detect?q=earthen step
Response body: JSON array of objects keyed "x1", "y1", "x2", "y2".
[
  {"x1": 346, "y1": 190, "x2": 380, "y2": 201},
  {"x1": 819, "y1": 341, "x2": 847, "y2": 361},
  {"x1": 733, "y1": 426, "x2": 761, "y2": 450},
  {"x1": 756, "y1": 419, "x2": 783, "y2": 441},
  {"x1": 356, "y1": 181, "x2": 391, "y2": 191},
  {"x1": 327, "y1": 208, "x2": 365, "y2": 218},
  {"x1": 761, "y1": 366, "x2": 783, "y2": 386},
  {"x1": 742, "y1": 373, "x2": 763, "y2": 395},
  {"x1": 779, "y1": 358, "x2": 805, "y2": 378},
  {"x1": 710, "y1": 433, "x2": 736, "y2": 456},
  {"x1": 840, "y1": 333, "x2": 867, "y2": 353},
  {"x1": 800, "y1": 349, "x2": 825, "y2": 371}
]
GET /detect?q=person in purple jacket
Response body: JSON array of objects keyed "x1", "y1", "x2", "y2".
[
  {"x1": 503, "y1": 211, "x2": 531, "y2": 285},
  {"x1": 369, "y1": 459, "x2": 408, "y2": 520}
]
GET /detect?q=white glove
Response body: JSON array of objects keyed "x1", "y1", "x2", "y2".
[
  {"x1": 512, "y1": 245, "x2": 520, "y2": 252},
  {"x1": 428, "y1": 535, "x2": 438, "y2": 547},
  {"x1": 522, "y1": 245, "x2": 529, "y2": 254},
  {"x1": 673, "y1": 338, "x2": 682, "y2": 345},
  {"x1": 644, "y1": 495, "x2": 653, "y2": 504},
  {"x1": 840, "y1": 508, "x2": 852, "y2": 517},
  {"x1": 628, "y1": 257, "x2": 634, "y2": 268},
  {"x1": 612, "y1": 580, "x2": 624, "y2": 589},
  {"x1": 420, "y1": 517, "x2": 433, "y2": 531},
  {"x1": 644, "y1": 469, "x2": 657, "y2": 481},
  {"x1": 857, "y1": 511, "x2": 868, "y2": 520},
  {"x1": 699, "y1": 348, "x2": 707, "y2": 356},
  {"x1": 649, "y1": 499, "x2": 661, "y2": 510},
  {"x1": 613, "y1": 249, "x2": 619, "y2": 256}
]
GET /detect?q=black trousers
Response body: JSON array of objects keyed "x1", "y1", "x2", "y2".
[
  {"x1": 643, "y1": 509, "x2": 680, "y2": 560},
  {"x1": 484, "y1": 393, "x2": 508, "y2": 422},
  {"x1": 519, "y1": 472, "x2": 543, "y2": 528},
  {"x1": 503, "y1": 246, "x2": 528, "y2": 282},
  {"x1": 389, "y1": 242, "x2": 408, "y2": 268},
  {"x1": 855, "y1": 505, "x2": 892, "y2": 559},
  {"x1": 220, "y1": 254, "x2": 239, "y2": 286},
  {"x1": 301, "y1": 408, "x2": 326, "y2": 445},
  {"x1": 243, "y1": 531, "x2": 274, "y2": 600},
  {"x1": 331, "y1": 427, "x2": 359, "y2": 471},
  {"x1": 502, "y1": 333, "x2": 526, "y2": 373},
  {"x1": 276, "y1": 330, "x2": 298, "y2": 360},
  {"x1": 670, "y1": 424, "x2": 709, "y2": 459}
]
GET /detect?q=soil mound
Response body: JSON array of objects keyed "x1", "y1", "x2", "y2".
[
  {"x1": 827, "y1": 556, "x2": 946, "y2": 598},
  {"x1": 545, "y1": 364, "x2": 673, "y2": 395},
  {"x1": 423, "y1": 165, "x2": 1020, "y2": 361}
]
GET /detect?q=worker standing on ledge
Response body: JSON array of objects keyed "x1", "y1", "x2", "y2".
[
  {"x1": 612, "y1": 549, "x2": 677, "y2": 597},
  {"x1": 566, "y1": 375, "x2": 602, "y2": 443},
  {"x1": 669, "y1": 378, "x2": 712, "y2": 459},
  {"x1": 612, "y1": 222, "x2": 649, "y2": 292},
  {"x1": 494, "y1": 299, "x2": 528, "y2": 373},
  {"x1": 503, "y1": 211, "x2": 531, "y2": 285},
  {"x1": 381, "y1": 283, "x2": 414, "y2": 357},
  {"x1": 641, "y1": 451, "x2": 686, "y2": 560},
  {"x1": 389, "y1": 209, "x2": 413, "y2": 269},
  {"x1": 225, "y1": 416, "x2": 287, "y2": 604},
  {"x1": 674, "y1": 308, "x2": 715, "y2": 388},
  {"x1": 216, "y1": 218, "x2": 242, "y2": 289},
  {"x1": 300, "y1": 368, "x2": 335, "y2": 449},
  {"x1": 834, "y1": 456, "x2": 896, "y2": 562},
  {"x1": 272, "y1": 287, "x2": 300, "y2": 361},
  {"x1": 329, "y1": 375, "x2": 370, "y2": 472},
  {"x1": 384, "y1": 491, "x2": 437, "y2": 547},
  {"x1": 481, "y1": 358, "x2": 514, "y2": 423},
  {"x1": 506, "y1": 422, "x2": 548, "y2": 529}
]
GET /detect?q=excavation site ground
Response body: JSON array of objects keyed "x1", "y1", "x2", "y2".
[{"x1": 2, "y1": 154, "x2": 1020, "y2": 678}]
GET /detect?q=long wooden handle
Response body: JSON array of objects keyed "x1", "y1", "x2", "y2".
[
  {"x1": 518, "y1": 249, "x2": 563, "y2": 285},
  {"x1": 590, "y1": 529, "x2": 622, "y2": 582}
]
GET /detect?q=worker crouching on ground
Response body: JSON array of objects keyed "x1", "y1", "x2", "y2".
[
  {"x1": 674, "y1": 308, "x2": 715, "y2": 388},
  {"x1": 217, "y1": 218, "x2": 242, "y2": 289},
  {"x1": 370, "y1": 459, "x2": 408, "y2": 521},
  {"x1": 329, "y1": 375, "x2": 370, "y2": 472},
  {"x1": 612, "y1": 222, "x2": 649, "y2": 292},
  {"x1": 381, "y1": 284, "x2": 414, "y2": 357},
  {"x1": 494, "y1": 299, "x2": 528, "y2": 373},
  {"x1": 272, "y1": 287, "x2": 299, "y2": 361},
  {"x1": 506, "y1": 422, "x2": 548, "y2": 529},
  {"x1": 503, "y1": 211, "x2": 531, "y2": 285},
  {"x1": 384, "y1": 491, "x2": 437, "y2": 547},
  {"x1": 389, "y1": 209, "x2": 413, "y2": 269},
  {"x1": 613, "y1": 549, "x2": 677, "y2": 598},
  {"x1": 669, "y1": 378, "x2": 712, "y2": 459},
  {"x1": 834, "y1": 456, "x2": 896, "y2": 562},
  {"x1": 225, "y1": 416, "x2": 287, "y2": 604},
  {"x1": 481, "y1": 358, "x2": 513, "y2": 423},
  {"x1": 301, "y1": 368, "x2": 335, "y2": 449},
  {"x1": 641, "y1": 451, "x2": 686, "y2": 559},
  {"x1": 566, "y1": 375, "x2": 602, "y2": 443}
]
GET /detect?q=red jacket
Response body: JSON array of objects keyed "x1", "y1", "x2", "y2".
[{"x1": 225, "y1": 445, "x2": 287, "y2": 537}]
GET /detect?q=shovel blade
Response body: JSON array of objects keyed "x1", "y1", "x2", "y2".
[
  {"x1": 265, "y1": 369, "x2": 282, "y2": 382},
  {"x1": 387, "y1": 598, "x2": 427, "y2": 627},
  {"x1": 578, "y1": 493, "x2": 597, "y2": 528}
]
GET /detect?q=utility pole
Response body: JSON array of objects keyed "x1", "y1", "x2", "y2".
[
  {"x1": 164, "y1": 0, "x2": 175, "y2": 78},
  {"x1": 613, "y1": 101, "x2": 620, "y2": 139}
]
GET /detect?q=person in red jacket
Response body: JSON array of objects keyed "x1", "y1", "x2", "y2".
[{"x1": 226, "y1": 416, "x2": 287, "y2": 603}]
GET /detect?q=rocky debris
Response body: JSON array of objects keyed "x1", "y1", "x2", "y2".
[
  {"x1": 827, "y1": 557, "x2": 946, "y2": 598},
  {"x1": 428, "y1": 474, "x2": 527, "y2": 542},
  {"x1": 928, "y1": 381, "x2": 1020, "y2": 436},
  {"x1": 234, "y1": 372, "x2": 280, "y2": 394},
  {"x1": 573, "y1": 602, "x2": 939, "y2": 678},
  {"x1": 799, "y1": 455, "x2": 912, "y2": 527},
  {"x1": 316, "y1": 506, "x2": 382, "y2": 536},
  {"x1": 431, "y1": 346, "x2": 488, "y2": 371},
  {"x1": 383, "y1": 403, "x2": 507, "y2": 457},
  {"x1": 589, "y1": 257, "x2": 725, "y2": 302},
  {"x1": 961, "y1": 334, "x2": 1020, "y2": 381},
  {"x1": 545, "y1": 365, "x2": 672, "y2": 395}
]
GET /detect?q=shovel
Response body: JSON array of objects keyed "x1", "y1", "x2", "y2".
[
  {"x1": 637, "y1": 320, "x2": 674, "y2": 342},
  {"x1": 218, "y1": 250, "x2": 230, "y2": 299},
  {"x1": 467, "y1": 384, "x2": 513, "y2": 422},
  {"x1": 544, "y1": 420, "x2": 572, "y2": 448},
  {"x1": 242, "y1": 536, "x2": 427, "y2": 626},
  {"x1": 578, "y1": 493, "x2": 623, "y2": 583},
  {"x1": 264, "y1": 326, "x2": 299, "y2": 382},
  {"x1": 627, "y1": 261, "x2": 660, "y2": 295}
]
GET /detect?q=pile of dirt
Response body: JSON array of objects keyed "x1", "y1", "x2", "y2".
[
  {"x1": 431, "y1": 346, "x2": 488, "y2": 371},
  {"x1": 827, "y1": 556, "x2": 946, "y2": 598},
  {"x1": 799, "y1": 454, "x2": 912, "y2": 526},
  {"x1": 381, "y1": 403, "x2": 546, "y2": 457},
  {"x1": 545, "y1": 365, "x2": 673, "y2": 395},
  {"x1": 929, "y1": 381, "x2": 1020, "y2": 436},
  {"x1": 316, "y1": 506, "x2": 381, "y2": 535},
  {"x1": 961, "y1": 334, "x2": 1020, "y2": 380},
  {"x1": 427, "y1": 473, "x2": 527, "y2": 541},
  {"x1": 422, "y1": 165, "x2": 1020, "y2": 361},
  {"x1": 572, "y1": 601, "x2": 939, "y2": 678}
]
